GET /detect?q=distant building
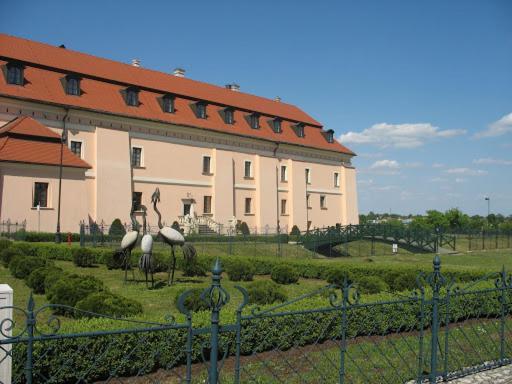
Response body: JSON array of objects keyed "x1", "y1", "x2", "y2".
[{"x1": 0, "y1": 34, "x2": 358, "y2": 234}]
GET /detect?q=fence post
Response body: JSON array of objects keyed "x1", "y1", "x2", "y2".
[
  {"x1": 339, "y1": 278, "x2": 350, "y2": 383},
  {"x1": 0, "y1": 284, "x2": 13, "y2": 384},
  {"x1": 499, "y1": 266, "x2": 507, "y2": 363},
  {"x1": 25, "y1": 294, "x2": 35, "y2": 384},
  {"x1": 429, "y1": 255, "x2": 442, "y2": 383},
  {"x1": 79, "y1": 223, "x2": 85, "y2": 247}
]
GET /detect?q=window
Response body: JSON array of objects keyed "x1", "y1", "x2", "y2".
[
  {"x1": 224, "y1": 108, "x2": 234, "y2": 124},
  {"x1": 305, "y1": 168, "x2": 311, "y2": 184},
  {"x1": 131, "y1": 147, "x2": 142, "y2": 167},
  {"x1": 33, "y1": 182, "x2": 48, "y2": 208},
  {"x1": 65, "y1": 76, "x2": 80, "y2": 96},
  {"x1": 204, "y1": 196, "x2": 212, "y2": 214},
  {"x1": 70, "y1": 141, "x2": 82, "y2": 158},
  {"x1": 306, "y1": 194, "x2": 311, "y2": 208},
  {"x1": 326, "y1": 129, "x2": 334, "y2": 143},
  {"x1": 6, "y1": 63, "x2": 23, "y2": 85},
  {"x1": 196, "y1": 102, "x2": 207, "y2": 119},
  {"x1": 296, "y1": 123, "x2": 305, "y2": 138},
  {"x1": 334, "y1": 172, "x2": 340, "y2": 187},
  {"x1": 245, "y1": 197, "x2": 252, "y2": 214},
  {"x1": 280, "y1": 165, "x2": 287, "y2": 182},
  {"x1": 320, "y1": 195, "x2": 327, "y2": 209},
  {"x1": 281, "y1": 199, "x2": 287, "y2": 215},
  {"x1": 126, "y1": 87, "x2": 139, "y2": 106},
  {"x1": 244, "y1": 161, "x2": 252, "y2": 178},
  {"x1": 203, "y1": 156, "x2": 212, "y2": 174},
  {"x1": 272, "y1": 118, "x2": 282, "y2": 133},
  {"x1": 250, "y1": 113, "x2": 260, "y2": 129},
  {"x1": 132, "y1": 192, "x2": 142, "y2": 211},
  {"x1": 162, "y1": 95, "x2": 175, "y2": 113}
]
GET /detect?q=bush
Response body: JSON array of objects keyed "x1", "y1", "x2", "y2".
[
  {"x1": 226, "y1": 260, "x2": 255, "y2": 282},
  {"x1": 44, "y1": 268, "x2": 69, "y2": 292},
  {"x1": 239, "y1": 222, "x2": 250, "y2": 236},
  {"x1": 181, "y1": 244, "x2": 206, "y2": 277},
  {"x1": 27, "y1": 266, "x2": 63, "y2": 294},
  {"x1": 326, "y1": 268, "x2": 350, "y2": 286},
  {"x1": 246, "y1": 280, "x2": 287, "y2": 305},
  {"x1": 0, "y1": 238, "x2": 11, "y2": 251},
  {"x1": 105, "y1": 249, "x2": 126, "y2": 270},
  {"x1": 46, "y1": 274, "x2": 104, "y2": 310},
  {"x1": 9, "y1": 256, "x2": 47, "y2": 279},
  {"x1": 271, "y1": 264, "x2": 299, "y2": 285},
  {"x1": 1, "y1": 246, "x2": 25, "y2": 267},
  {"x1": 290, "y1": 225, "x2": 301, "y2": 236},
  {"x1": 108, "y1": 219, "x2": 126, "y2": 237},
  {"x1": 174, "y1": 288, "x2": 209, "y2": 312},
  {"x1": 390, "y1": 272, "x2": 418, "y2": 292},
  {"x1": 76, "y1": 292, "x2": 143, "y2": 318},
  {"x1": 73, "y1": 248, "x2": 95, "y2": 267},
  {"x1": 357, "y1": 276, "x2": 389, "y2": 294}
]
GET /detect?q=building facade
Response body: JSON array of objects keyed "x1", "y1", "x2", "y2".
[{"x1": 0, "y1": 34, "x2": 358, "y2": 234}]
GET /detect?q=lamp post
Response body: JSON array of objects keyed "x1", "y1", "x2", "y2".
[
  {"x1": 485, "y1": 196, "x2": 490, "y2": 217},
  {"x1": 305, "y1": 168, "x2": 309, "y2": 233},
  {"x1": 55, "y1": 112, "x2": 69, "y2": 243}
]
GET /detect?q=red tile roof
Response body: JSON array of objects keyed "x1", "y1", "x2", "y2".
[
  {"x1": 0, "y1": 116, "x2": 91, "y2": 168},
  {"x1": 0, "y1": 34, "x2": 355, "y2": 156}
]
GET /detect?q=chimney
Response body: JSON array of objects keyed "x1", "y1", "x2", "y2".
[
  {"x1": 274, "y1": 96, "x2": 281, "y2": 102},
  {"x1": 58, "y1": 44, "x2": 66, "y2": 49},
  {"x1": 131, "y1": 59, "x2": 141, "y2": 67},
  {"x1": 225, "y1": 83, "x2": 240, "y2": 92},
  {"x1": 173, "y1": 68, "x2": 186, "y2": 77}
]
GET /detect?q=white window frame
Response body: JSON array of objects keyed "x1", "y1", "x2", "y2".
[
  {"x1": 203, "y1": 195, "x2": 212, "y2": 214},
  {"x1": 69, "y1": 139, "x2": 84, "y2": 159},
  {"x1": 131, "y1": 146, "x2": 144, "y2": 168},
  {"x1": 244, "y1": 197, "x2": 252, "y2": 214},
  {"x1": 32, "y1": 181, "x2": 50, "y2": 209},
  {"x1": 202, "y1": 155, "x2": 212, "y2": 175},
  {"x1": 281, "y1": 199, "x2": 287, "y2": 215},
  {"x1": 320, "y1": 195, "x2": 327, "y2": 209},
  {"x1": 334, "y1": 172, "x2": 340, "y2": 187},
  {"x1": 305, "y1": 168, "x2": 311, "y2": 184},
  {"x1": 280, "y1": 165, "x2": 288, "y2": 182},
  {"x1": 244, "y1": 160, "x2": 253, "y2": 179}
]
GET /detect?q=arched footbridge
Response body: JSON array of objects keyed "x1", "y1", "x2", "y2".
[{"x1": 299, "y1": 224, "x2": 457, "y2": 256}]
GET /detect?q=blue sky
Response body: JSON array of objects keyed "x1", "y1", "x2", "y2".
[{"x1": 2, "y1": 0, "x2": 511, "y2": 216}]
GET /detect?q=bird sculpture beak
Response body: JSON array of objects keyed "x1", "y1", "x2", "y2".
[{"x1": 151, "y1": 187, "x2": 161, "y2": 203}]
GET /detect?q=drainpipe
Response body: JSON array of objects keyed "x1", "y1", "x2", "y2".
[
  {"x1": 273, "y1": 143, "x2": 280, "y2": 239},
  {"x1": 55, "y1": 108, "x2": 70, "y2": 243}
]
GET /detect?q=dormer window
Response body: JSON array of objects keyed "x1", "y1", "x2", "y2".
[
  {"x1": 126, "y1": 87, "x2": 139, "y2": 107},
  {"x1": 296, "y1": 123, "x2": 305, "y2": 138},
  {"x1": 224, "y1": 108, "x2": 234, "y2": 124},
  {"x1": 6, "y1": 63, "x2": 24, "y2": 85},
  {"x1": 326, "y1": 129, "x2": 334, "y2": 143},
  {"x1": 250, "y1": 113, "x2": 260, "y2": 129},
  {"x1": 196, "y1": 101, "x2": 207, "y2": 119},
  {"x1": 65, "y1": 75, "x2": 81, "y2": 96},
  {"x1": 272, "y1": 118, "x2": 282, "y2": 133},
  {"x1": 162, "y1": 94, "x2": 175, "y2": 113}
]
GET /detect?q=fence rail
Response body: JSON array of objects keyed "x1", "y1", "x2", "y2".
[{"x1": 1, "y1": 255, "x2": 511, "y2": 383}]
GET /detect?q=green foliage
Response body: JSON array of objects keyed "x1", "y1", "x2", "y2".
[
  {"x1": 326, "y1": 268, "x2": 349, "y2": 286},
  {"x1": 271, "y1": 264, "x2": 299, "y2": 285},
  {"x1": 239, "y1": 222, "x2": 250, "y2": 236},
  {"x1": 9, "y1": 256, "x2": 47, "y2": 279},
  {"x1": 75, "y1": 292, "x2": 142, "y2": 318},
  {"x1": 1, "y1": 246, "x2": 24, "y2": 267},
  {"x1": 290, "y1": 225, "x2": 301, "y2": 236},
  {"x1": 72, "y1": 247, "x2": 95, "y2": 267},
  {"x1": 174, "y1": 288, "x2": 209, "y2": 312},
  {"x1": 105, "y1": 249, "x2": 126, "y2": 270},
  {"x1": 181, "y1": 244, "x2": 206, "y2": 277},
  {"x1": 26, "y1": 266, "x2": 63, "y2": 294},
  {"x1": 108, "y1": 219, "x2": 126, "y2": 237},
  {"x1": 357, "y1": 276, "x2": 389, "y2": 294},
  {"x1": 246, "y1": 280, "x2": 287, "y2": 305},
  {"x1": 0, "y1": 238, "x2": 11, "y2": 251},
  {"x1": 226, "y1": 260, "x2": 255, "y2": 282},
  {"x1": 46, "y1": 274, "x2": 104, "y2": 310}
]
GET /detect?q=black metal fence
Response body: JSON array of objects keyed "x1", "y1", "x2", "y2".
[
  {"x1": 0, "y1": 220, "x2": 27, "y2": 239},
  {"x1": 1, "y1": 256, "x2": 511, "y2": 383}
]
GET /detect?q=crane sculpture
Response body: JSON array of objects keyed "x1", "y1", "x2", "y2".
[
  {"x1": 151, "y1": 187, "x2": 188, "y2": 285},
  {"x1": 138, "y1": 205, "x2": 154, "y2": 288},
  {"x1": 120, "y1": 199, "x2": 140, "y2": 283}
]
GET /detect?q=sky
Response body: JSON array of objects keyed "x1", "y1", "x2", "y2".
[{"x1": 2, "y1": 0, "x2": 511, "y2": 216}]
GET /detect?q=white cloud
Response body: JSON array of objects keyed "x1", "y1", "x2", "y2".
[
  {"x1": 432, "y1": 163, "x2": 445, "y2": 168},
  {"x1": 404, "y1": 162, "x2": 422, "y2": 168},
  {"x1": 357, "y1": 179, "x2": 374, "y2": 186},
  {"x1": 339, "y1": 123, "x2": 466, "y2": 149},
  {"x1": 370, "y1": 159, "x2": 400, "y2": 169},
  {"x1": 455, "y1": 178, "x2": 466, "y2": 183},
  {"x1": 473, "y1": 158, "x2": 512, "y2": 166},
  {"x1": 430, "y1": 177, "x2": 447, "y2": 182},
  {"x1": 474, "y1": 113, "x2": 512, "y2": 138},
  {"x1": 357, "y1": 152, "x2": 384, "y2": 159},
  {"x1": 444, "y1": 168, "x2": 488, "y2": 176}
]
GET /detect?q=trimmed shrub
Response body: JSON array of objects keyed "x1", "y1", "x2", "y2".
[
  {"x1": 105, "y1": 249, "x2": 126, "y2": 270},
  {"x1": 44, "y1": 268, "x2": 69, "y2": 292},
  {"x1": 46, "y1": 274, "x2": 104, "y2": 310},
  {"x1": 271, "y1": 264, "x2": 299, "y2": 285},
  {"x1": 181, "y1": 244, "x2": 206, "y2": 277},
  {"x1": 357, "y1": 276, "x2": 389, "y2": 294},
  {"x1": 73, "y1": 248, "x2": 95, "y2": 267},
  {"x1": 0, "y1": 238, "x2": 11, "y2": 251},
  {"x1": 108, "y1": 219, "x2": 126, "y2": 237},
  {"x1": 239, "y1": 222, "x2": 250, "y2": 236},
  {"x1": 27, "y1": 266, "x2": 63, "y2": 294},
  {"x1": 76, "y1": 292, "x2": 143, "y2": 318},
  {"x1": 246, "y1": 280, "x2": 287, "y2": 305},
  {"x1": 390, "y1": 272, "x2": 418, "y2": 292},
  {"x1": 226, "y1": 260, "x2": 255, "y2": 282},
  {"x1": 1, "y1": 246, "x2": 25, "y2": 267},
  {"x1": 290, "y1": 225, "x2": 301, "y2": 236},
  {"x1": 326, "y1": 268, "x2": 350, "y2": 286},
  {"x1": 174, "y1": 288, "x2": 209, "y2": 312},
  {"x1": 9, "y1": 256, "x2": 47, "y2": 279}
]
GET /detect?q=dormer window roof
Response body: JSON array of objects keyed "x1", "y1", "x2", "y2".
[
  {"x1": 272, "y1": 118, "x2": 282, "y2": 133},
  {"x1": 162, "y1": 94, "x2": 175, "y2": 113},
  {"x1": 249, "y1": 113, "x2": 260, "y2": 129},
  {"x1": 195, "y1": 101, "x2": 207, "y2": 119},
  {"x1": 65, "y1": 75, "x2": 81, "y2": 96},
  {"x1": 224, "y1": 107, "x2": 234, "y2": 124},
  {"x1": 6, "y1": 62, "x2": 24, "y2": 85},
  {"x1": 326, "y1": 129, "x2": 334, "y2": 143},
  {"x1": 295, "y1": 123, "x2": 305, "y2": 138},
  {"x1": 125, "y1": 87, "x2": 139, "y2": 107}
]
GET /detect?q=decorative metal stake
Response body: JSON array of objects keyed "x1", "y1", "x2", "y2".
[
  {"x1": 429, "y1": 255, "x2": 443, "y2": 383},
  {"x1": 25, "y1": 293, "x2": 35, "y2": 384}
]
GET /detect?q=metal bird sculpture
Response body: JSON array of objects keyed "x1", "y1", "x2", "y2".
[
  {"x1": 120, "y1": 199, "x2": 140, "y2": 282},
  {"x1": 138, "y1": 205, "x2": 154, "y2": 288}
]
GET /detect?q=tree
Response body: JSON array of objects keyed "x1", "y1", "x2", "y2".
[{"x1": 108, "y1": 218, "x2": 126, "y2": 237}]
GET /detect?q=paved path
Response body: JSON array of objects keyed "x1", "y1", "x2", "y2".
[{"x1": 448, "y1": 365, "x2": 512, "y2": 383}]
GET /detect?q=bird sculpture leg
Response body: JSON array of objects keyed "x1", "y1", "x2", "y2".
[
  {"x1": 124, "y1": 249, "x2": 130, "y2": 284},
  {"x1": 168, "y1": 245, "x2": 177, "y2": 286}
]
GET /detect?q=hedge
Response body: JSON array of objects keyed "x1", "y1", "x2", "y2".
[{"x1": 9, "y1": 282, "x2": 509, "y2": 382}]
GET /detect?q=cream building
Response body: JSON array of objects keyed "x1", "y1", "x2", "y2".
[{"x1": 0, "y1": 34, "x2": 358, "y2": 234}]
